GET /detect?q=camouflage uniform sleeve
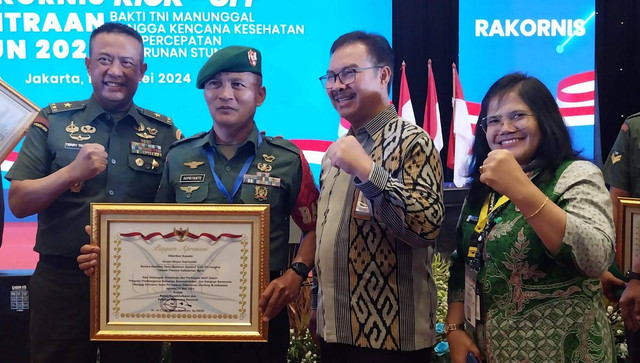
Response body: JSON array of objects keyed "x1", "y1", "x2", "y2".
[
  {"x1": 290, "y1": 151, "x2": 319, "y2": 233},
  {"x1": 603, "y1": 121, "x2": 632, "y2": 192},
  {"x1": 5, "y1": 110, "x2": 52, "y2": 181}
]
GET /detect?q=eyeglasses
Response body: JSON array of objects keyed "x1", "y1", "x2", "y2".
[
  {"x1": 319, "y1": 66, "x2": 382, "y2": 88},
  {"x1": 480, "y1": 111, "x2": 534, "y2": 133}
]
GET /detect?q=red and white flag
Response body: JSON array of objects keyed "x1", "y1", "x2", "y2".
[
  {"x1": 447, "y1": 63, "x2": 474, "y2": 187},
  {"x1": 424, "y1": 59, "x2": 443, "y2": 151},
  {"x1": 398, "y1": 61, "x2": 416, "y2": 124}
]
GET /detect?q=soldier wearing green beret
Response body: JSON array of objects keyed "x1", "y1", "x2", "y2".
[
  {"x1": 79, "y1": 45, "x2": 319, "y2": 363},
  {"x1": 6, "y1": 22, "x2": 182, "y2": 362}
]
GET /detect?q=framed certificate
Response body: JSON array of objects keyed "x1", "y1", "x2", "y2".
[
  {"x1": 90, "y1": 203, "x2": 270, "y2": 342},
  {"x1": 0, "y1": 78, "x2": 39, "y2": 163},
  {"x1": 616, "y1": 197, "x2": 640, "y2": 272}
]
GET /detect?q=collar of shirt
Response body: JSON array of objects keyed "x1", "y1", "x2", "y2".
[
  {"x1": 191, "y1": 123, "x2": 260, "y2": 154},
  {"x1": 347, "y1": 105, "x2": 398, "y2": 142},
  {"x1": 85, "y1": 95, "x2": 139, "y2": 125}
]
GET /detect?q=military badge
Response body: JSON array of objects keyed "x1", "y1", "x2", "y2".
[
  {"x1": 135, "y1": 158, "x2": 144, "y2": 167},
  {"x1": 152, "y1": 159, "x2": 160, "y2": 170},
  {"x1": 248, "y1": 49, "x2": 258, "y2": 67},
  {"x1": 134, "y1": 122, "x2": 157, "y2": 139},
  {"x1": 184, "y1": 161, "x2": 205, "y2": 169},
  {"x1": 69, "y1": 134, "x2": 90, "y2": 141},
  {"x1": 243, "y1": 172, "x2": 281, "y2": 187},
  {"x1": 131, "y1": 140, "x2": 162, "y2": 157},
  {"x1": 80, "y1": 125, "x2": 96, "y2": 134},
  {"x1": 65, "y1": 121, "x2": 79, "y2": 134},
  {"x1": 180, "y1": 185, "x2": 200, "y2": 198},
  {"x1": 257, "y1": 163, "x2": 272, "y2": 172},
  {"x1": 611, "y1": 151, "x2": 622, "y2": 165},
  {"x1": 262, "y1": 154, "x2": 276, "y2": 163},
  {"x1": 255, "y1": 186, "x2": 268, "y2": 201}
]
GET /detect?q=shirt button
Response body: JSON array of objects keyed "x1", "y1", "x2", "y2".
[
  {"x1": 111, "y1": 159, "x2": 116, "y2": 164},
  {"x1": 108, "y1": 190, "x2": 114, "y2": 196},
  {"x1": 225, "y1": 166, "x2": 231, "y2": 171}
]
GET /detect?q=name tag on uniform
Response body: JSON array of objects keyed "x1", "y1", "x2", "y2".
[
  {"x1": 180, "y1": 174, "x2": 205, "y2": 183},
  {"x1": 64, "y1": 142, "x2": 83, "y2": 150}
]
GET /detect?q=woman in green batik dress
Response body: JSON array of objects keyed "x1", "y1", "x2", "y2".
[{"x1": 445, "y1": 73, "x2": 615, "y2": 363}]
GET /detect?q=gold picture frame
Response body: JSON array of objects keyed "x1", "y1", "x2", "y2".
[
  {"x1": 0, "y1": 78, "x2": 39, "y2": 163},
  {"x1": 90, "y1": 203, "x2": 270, "y2": 342},
  {"x1": 616, "y1": 197, "x2": 640, "y2": 272}
]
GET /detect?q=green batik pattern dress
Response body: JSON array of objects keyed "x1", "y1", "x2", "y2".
[{"x1": 449, "y1": 160, "x2": 616, "y2": 362}]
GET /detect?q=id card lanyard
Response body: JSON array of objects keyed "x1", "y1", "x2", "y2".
[
  {"x1": 464, "y1": 192, "x2": 510, "y2": 329},
  {"x1": 206, "y1": 133, "x2": 262, "y2": 203}
]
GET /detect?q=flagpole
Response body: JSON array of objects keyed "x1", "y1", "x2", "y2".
[{"x1": 451, "y1": 63, "x2": 456, "y2": 130}]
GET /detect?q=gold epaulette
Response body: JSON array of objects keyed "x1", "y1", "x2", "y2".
[
  {"x1": 48, "y1": 101, "x2": 86, "y2": 113},
  {"x1": 137, "y1": 107, "x2": 173, "y2": 125}
]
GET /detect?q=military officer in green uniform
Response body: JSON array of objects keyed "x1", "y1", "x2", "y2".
[
  {"x1": 78, "y1": 46, "x2": 319, "y2": 362},
  {"x1": 5, "y1": 22, "x2": 182, "y2": 363},
  {"x1": 601, "y1": 112, "x2": 640, "y2": 362}
]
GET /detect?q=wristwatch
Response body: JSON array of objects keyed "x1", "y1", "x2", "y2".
[
  {"x1": 625, "y1": 270, "x2": 640, "y2": 282},
  {"x1": 443, "y1": 323, "x2": 465, "y2": 335},
  {"x1": 288, "y1": 262, "x2": 311, "y2": 279}
]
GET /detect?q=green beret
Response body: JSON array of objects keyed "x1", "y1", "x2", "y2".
[{"x1": 196, "y1": 46, "x2": 262, "y2": 89}]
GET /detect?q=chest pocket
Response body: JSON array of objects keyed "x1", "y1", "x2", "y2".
[
  {"x1": 175, "y1": 183, "x2": 209, "y2": 203},
  {"x1": 126, "y1": 154, "x2": 164, "y2": 201}
]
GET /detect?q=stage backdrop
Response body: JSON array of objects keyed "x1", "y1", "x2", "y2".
[
  {"x1": 459, "y1": 0, "x2": 595, "y2": 158},
  {"x1": 0, "y1": 0, "x2": 392, "y2": 269}
]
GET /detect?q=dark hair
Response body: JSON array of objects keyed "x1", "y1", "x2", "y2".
[
  {"x1": 467, "y1": 72, "x2": 580, "y2": 207},
  {"x1": 89, "y1": 22, "x2": 144, "y2": 59},
  {"x1": 330, "y1": 31, "x2": 393, "y2": 92}
]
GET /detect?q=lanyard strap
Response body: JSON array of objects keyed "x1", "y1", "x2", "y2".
[
  {"x1": 467, "y1": 192, "x2": 510, "y2": 270},
  {"x1": 206, "y1": 133, "x2": 262, "y2": 203},
  {"x1": 473, "y1": 193, "x2": 510, "y2": 233}
]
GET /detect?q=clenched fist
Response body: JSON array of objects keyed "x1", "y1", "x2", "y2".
[
  {"x1": 67, "y1": 143, "x2": 108, "y2": 184},
  {"x1": 325, "y1": 136, "x2": 372, "y2": 180}
]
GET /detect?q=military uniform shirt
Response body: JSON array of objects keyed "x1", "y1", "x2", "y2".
[
  {"x1": 155, "y1": 125, "x2": 318, "y2": 271},
  {"x1": 5, "y1": 96, "x2": 181, "y2": 257},
  {"x1": 603, "y1": 113, "x2": 640, "y2": 196}
]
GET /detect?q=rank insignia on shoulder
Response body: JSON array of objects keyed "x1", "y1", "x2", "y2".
[
  {"x1": 184, "y1": 161, "x2": 205, "y2": 169},
  {"x1": 611, "y1": 151, "x2": 622, "y2": 165},
  {"x1": 262, "y1": 154, "x2": 276, "y2": 163},
  {"x1": 137, "y1": 107, "x2": 173, "y2": 125},
  {"x1": 255, "y1": 186, "x2": 268, "y2": 201},
  {"x1": 49, "y1": 101, "x2": 86, "y2": 113}
]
